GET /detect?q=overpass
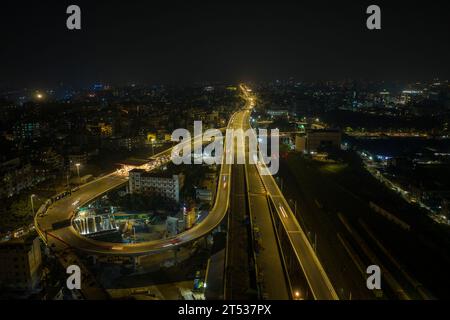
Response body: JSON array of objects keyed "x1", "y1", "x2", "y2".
[
  {"x1": 35, "y1": 85, "x2": 338, "y2": 300},
  {"x1": 241, "y1": 86, "x2": 338, "y2": 300},
  {"x1": 35, "y1": 118, "x2": 237, "y2": 256}
]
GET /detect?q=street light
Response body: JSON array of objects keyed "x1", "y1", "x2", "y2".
[
  {"x1": 30, "y1": 194, "x2": 36, "y2": 215},
  {"x1": 75, "y1": 163, "x2": 81, "y2": 182},
  {"x1": 151, "y1": 138, "x2": 155, "y2": 156}
]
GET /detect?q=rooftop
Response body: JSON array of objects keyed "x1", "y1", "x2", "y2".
[{"x1": 129, "y1": 168, "x2": 178, "y2": 179}]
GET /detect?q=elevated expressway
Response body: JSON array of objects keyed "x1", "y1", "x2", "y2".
[
  {"x1": 241, "y1": 87, "x2": 338, "y2": 300},
  {"x1": 35, "y1": 86, "x2": 338, "y2": 300}
]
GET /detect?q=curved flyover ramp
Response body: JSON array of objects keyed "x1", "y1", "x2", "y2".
[{"x1": 36, "y1": 110, "x2": 246, "y2": 256}]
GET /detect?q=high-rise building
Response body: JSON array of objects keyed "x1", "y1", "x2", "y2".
[
  {"x1": 0, "y1": 158, "x2": 34, "y2": 198},
  {"x1": 0, "y1": 234, "x2": 42, "y2": 291},
  {"x1": 13, "y1": 122, "x2": 41, "y2": 140},
  {"x1": 295, "y1": 130, "x2": 341, "y2": 153}
]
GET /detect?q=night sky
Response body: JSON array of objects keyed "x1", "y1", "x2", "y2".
[{"x1": 1, "y1": 0, "x2": 449, "y2": 88}]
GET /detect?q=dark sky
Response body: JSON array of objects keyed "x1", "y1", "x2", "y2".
[{"x1": 1, "y1": 0, "x2": 449, "y2": 88}]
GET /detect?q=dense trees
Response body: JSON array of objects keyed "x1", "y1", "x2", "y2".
[{"x1": 0, "y1": 194, "x2": 43, "y2": 232}]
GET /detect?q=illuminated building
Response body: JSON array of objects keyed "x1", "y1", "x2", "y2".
[{"x1": 129, "y1": 169, "x2": 184, "y2": 202}]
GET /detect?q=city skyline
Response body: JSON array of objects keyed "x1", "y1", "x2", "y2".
[{"x1": 1, "y1": 0, "x2": 450, "y2": 305}]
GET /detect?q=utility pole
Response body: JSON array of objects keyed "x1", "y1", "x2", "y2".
[{"x1": 75, "y1": 163, "x2": 81, "y2": 183}]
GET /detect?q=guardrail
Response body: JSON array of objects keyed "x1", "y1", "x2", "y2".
[
  {"x1": 243, "y1": 161, "x2": 262, "y2": 299},
  {"x1": 255, "y1": 149, "x2": 338, "y2": 300}
]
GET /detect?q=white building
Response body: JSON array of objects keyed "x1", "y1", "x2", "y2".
[
  {"x1": 128, "y1": 169, "x2": 183, "y2": 202},
  {"x1": 267, "y1": 109, "x2": 289, "y2": 117},
  {"x1": 166, "y1": 216, "x2": 185, "y2": 237}
]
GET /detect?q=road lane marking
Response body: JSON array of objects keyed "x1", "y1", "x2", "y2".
[{"x1": 279, "y1": 205, "x2": 288, "y2": 218}]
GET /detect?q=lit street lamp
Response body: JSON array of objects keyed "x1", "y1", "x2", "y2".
[
  {"x1": 75, "y1": 163, "x2": 82, "y2": 185},
  {"x1": 75, "y1": 163, "x2": 81, "y2": 180},
  {"x1": 151, "y1": 138, "x2": 155, "y2": 156},
  {"x1": 35, "y1": 92, "x2": 44, "y2": 100},
  {"x1": 30, "y1": 194, "x2": 36, "y2": 215}
]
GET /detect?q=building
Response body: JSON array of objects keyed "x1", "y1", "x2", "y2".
[
  {"x1": 295, "y1": 135, "x2": 307, "y2": 152},
  {"x1": 267, "y1": 109, "x2": 289, "y2": 118},
  {"x1": 40, "y1": 148, "x2": 64, "y2": 172},
  {"x1": 129, "y1": 169, "x2": 184, "y2": 202},
  {"x1": 103, "y1": 136, "x2": 145, "y2": 151},
  {"x1": 306, "y1": 129, "x2": 341, "y2": 152},
  {"x1": 0, "y1": 158, "x2": 34, "y2": 198},
  {"x1": 86, "y1": 122, "x2": 113, "y2": 137},
  {"x1": 13, "y1": 122, "x2": 41, "y2": 140},
  {"x1": 196, "y1": 188, "x2": 213, "y2": 203},
  {"x1": 0, "y1": 234, "x2": 42, "y2": 291}
]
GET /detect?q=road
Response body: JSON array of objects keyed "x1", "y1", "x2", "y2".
[
  {"x1": 224, "y1": 97, "x2": 261, "y2": 299},
  {"x1": 235, "y1": 105, "x2": 290, "y2": 299},
  {"x1": 241, "y1": 86, "x2": 338, "y2": 300},
  {"x1": 35, "y1": 84, "x2": 338, "y2": 300},
  {"x1": 225, "y1": 162, "x2": 256, "y2": 299}
]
